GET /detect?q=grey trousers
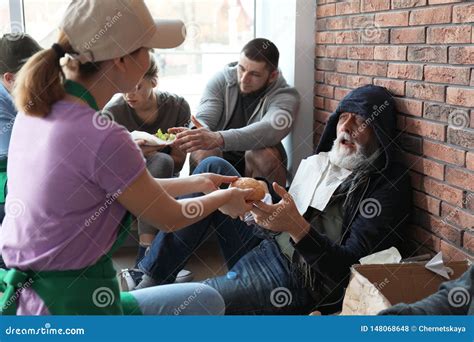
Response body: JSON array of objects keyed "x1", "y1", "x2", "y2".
[{"x1": 138, "y1": 152, "x2": 174, "y2": 236}]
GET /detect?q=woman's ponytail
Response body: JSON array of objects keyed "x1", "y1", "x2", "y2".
[{"x1": 13, "y1": 32, "x2": 72, "y2": 117}]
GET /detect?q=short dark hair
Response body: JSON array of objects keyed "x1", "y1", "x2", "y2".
[{"x1": 241, "y1": 38, "x2": 279, "y2": 71}]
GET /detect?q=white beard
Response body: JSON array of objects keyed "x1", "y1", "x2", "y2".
[{"x1": 328, "y1": 132, "x2": 378, "y2": 170}]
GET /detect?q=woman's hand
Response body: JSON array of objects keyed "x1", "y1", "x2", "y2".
[
  {"x1": 251, "y1": 182, "x2": 310, "y2": 242},
  {"x1": 135, "y1": 139, "x2": 165, "y2": 158},
  {"x1": 196, "y1": 173, "x2": 239, "y2": 194},
  {"x1": 218, "y1": 187, "x2": 255, "y2": 219}
]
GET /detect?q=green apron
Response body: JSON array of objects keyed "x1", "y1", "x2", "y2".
[
  {"x1": 0, "y1": 80, "x2": 142, "y2": 315},
  {"x1": 0, "y1": 158, "x2": 7, "y2": 204},
  {"x1": 0, "y1": 213, "x2": 141, "y2": 315}
]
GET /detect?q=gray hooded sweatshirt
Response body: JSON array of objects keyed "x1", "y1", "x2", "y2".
[{"x1": 196, "y1": 62, "x2": 300, "y2": 152}]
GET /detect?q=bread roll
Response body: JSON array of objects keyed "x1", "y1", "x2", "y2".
[{"x1": 231, "y1": 177, "x2": 266, "y2": 201}]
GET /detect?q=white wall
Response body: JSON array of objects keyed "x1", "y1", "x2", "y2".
[{"x1": 256, "y1": 0, "x2": 315, "y2": 177}]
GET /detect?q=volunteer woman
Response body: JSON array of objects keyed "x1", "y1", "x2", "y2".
[{"x1": 0, "y1": 0, "x2": 254, "y2": 316}]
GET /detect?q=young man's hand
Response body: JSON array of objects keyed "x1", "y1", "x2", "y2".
[{"x1": 173, "y1": 128, "x2": 224, "y2": 153}]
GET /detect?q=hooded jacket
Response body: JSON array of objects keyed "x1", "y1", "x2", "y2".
[
  {"x1": 195, "y1": 62, "x2": 300, "y2": 152},
  {"x1": 292, "y1": 85, "x2": 412, "y2": 311}
]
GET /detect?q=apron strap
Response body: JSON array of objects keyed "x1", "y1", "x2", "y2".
[{"x1": 0, "y1": 269, "x2": 30, "y2": 315}]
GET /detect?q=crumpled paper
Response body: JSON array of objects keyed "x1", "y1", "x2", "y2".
[
  {"x1": 359, "y1": 246, "x2": 402, "y2": 265},
  {"x1": 425, "y1": 252, "x2": 454, "y2": 280}
]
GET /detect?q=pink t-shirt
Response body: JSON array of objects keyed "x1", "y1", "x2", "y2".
[{"x1": 0, "y1": 100, "x2": 146, "y2": 314}]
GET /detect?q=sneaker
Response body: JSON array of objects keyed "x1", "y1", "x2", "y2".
[{"x1": 119, "y1": 268, "x2": 194, "y2": 291}]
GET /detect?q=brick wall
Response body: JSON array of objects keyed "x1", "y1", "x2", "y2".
[{"x1": 314, "y1": 0, "x2": 473, "y2": 261}]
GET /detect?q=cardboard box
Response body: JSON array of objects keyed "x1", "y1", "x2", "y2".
[{"x1": 341, "y1": 260, "x2": 469, "y2": 315}]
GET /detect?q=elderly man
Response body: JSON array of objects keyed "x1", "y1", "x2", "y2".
[
  {"x1": 128, "y1": 85, "x2": 412, "y2": 314},
  {"x1": 172, "y1": 38, "x2": 300, "y2": 186}
]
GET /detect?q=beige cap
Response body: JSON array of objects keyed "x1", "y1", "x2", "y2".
[{"x1": 59, "y1": 0, "x2": 186, "y2": 63}]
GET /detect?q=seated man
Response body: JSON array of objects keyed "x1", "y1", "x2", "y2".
[
  {"x1": 173, "y1": 38, "x2": 300, "y2": 186},
  {"x1": 0, "y1": 34, "x2": 42, "y2": 221},
  {"x1": 131, "y1": 85, "x2": 412, "y2": 314},
  {"x1": 104, "y1": 52, "x2": 190, "y2": 267}
]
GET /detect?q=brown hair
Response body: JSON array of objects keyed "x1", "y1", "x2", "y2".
[
  {"x1": 13, "y1": 31, "x2": 101, "y2": 117},
  {"x1": 143, "y1": 52, "x2": 159, "y2": 81}
]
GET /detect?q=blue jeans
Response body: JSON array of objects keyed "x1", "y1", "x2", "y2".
[{"x1": 138, "y1": 157, "x2": 315, "y2": 314}]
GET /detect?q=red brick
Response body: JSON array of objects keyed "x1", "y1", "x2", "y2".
[
  {"x1": 429, "y1": 0, "x2": 464, "y2": 3},
  {"x1": 324, "y1": 98, "x2": 339, "y2": 113},
  {"x1": 405, "y1": 153, "x2": 445, "y2": 180},
  {"x1": 336, "y1": 0, "x2": 360, "y2": 15},
  {"x1": 446, "y1": 166, "x2": 474, "y2": 192},
  {"x1": 325, "y1": 72, "x2": 348, "y2": 87},
  {"x1": 387, "y1": 63, "x2": 423, "y2": 80},
  {"x1": 315, "y1": 45, "x2": 326, "y2": 58},
  {"x1": 465, "y1": 192, "x2": 474, "y2": 211},
  {"x1": 314, "y1": 96, "x2": 325, "y2": 109},
  {"x1": 315, "y1": 110, "x2": 331, "y2": 123},
  {"x1": 448, "y1": 127, "x2": 474, "y2": 149},
  {"x1": 410, "y1": 225, "x2": 441, "y2": 251},
  {"x1": 350, "y1": 14, "x2": 375, "y2": 29},
  {"x1": 423, "y1": 177, "x2": 464, "y2": 206},
  {"x1": 423, "y1": 103, "x2": 466, "y2": 123},
  {"x1": 440, "y1": 240, "x2": 470, "y2": 262},
  {"x1": 447, "y1": 87, "x2": 474, "y2": 107},
  {"x1": 361, "y1": 0, "x2": 390, "y2": 12},
  {"x1": 374, "y1": 78, "x2": 405, "y2": 96},
  {"x1": 409, "y1": 6, "x2": 452, "y2": 25},
  {"x1": 427, "y1": 25, "x2": 472, "y2": 44},
  {"x1": 441, "y1": 203, "x2": 474, "y2": 229},
  {"x1": 405, "y1": 117, "x2": 446, "y2": 141},
  {"x1": 315, "y1": 84, "x2": 334, "y2": 98},
  {"x1": 334, "y1": 87, "x2": 351, "y2": 100},
  {"x1": 315, "y1": 70, "x2": 325, "y2": 83},
  {"x1": 425, "y1": 214, "x2": 462, "y2": 245},
  {"x1": 463, "y1": 231, "x2": 474, "y2": 254},
  {"x1": 391, "y1": 0, "x2": 427, "y2": 9},
  {"x1": 316, "y1": 31, "x2": 336, "y2": 44},
  {"x1": 360, "y1": 28, "x2": 389, "y2": 44},
  {"x1": 390, "y1": 27, "x2": 425, "y2": 44},
  {"x1": 347, "y1": 46, "x2": 374, "y2": 60},
  {"x1": 453, "y1": 3, "x2": 474, "y2": 23},
  {"x1": 397, "y1": 115, "x2": 406, "y2": 130},
  {"x1": 423, "y1": 140, "x2": 465, "y2": 166},
  {"x1": 408, "y1": 46, "x2": 447, "y2": 63},
  {"x1": 316, "y1": 58, "x2": 336, "y2": 71},
  {"x1": 358, "y1": 61, "x2": 388, "y2": 76},
  {"x1": 400, "y1": 133, "x2": 422, "y2": 154},
  {"x1": 346, "y1": 75, "x2": 373, "y2": 88},
  {"x1": 410, "y1": 171, "x2": 423, "y2": 191},
  {"x1": 414, "y1": 190, "x2": 441, "y2": 215},
  {"x1": 424, "y1": 66, "x2": 471, "y2": 86},
  {"x1": 375, "y1": 11, "x2": 409, "y2": 27},
  {"x1": 394, "y1": 97, "x2": 423, "y2": 116},
  {"x1": 467, "y1": 152, "x2": 474, "y2": 171},
  {"x1": 326, "y1": 45, "x2": 348, "y2": 58},
  {"x1": 374, "y1": 46, "x2": 407, "y2": 61},
  {"x1": 336, "y1": 31, "x2": 360, "y2": 44},
  {"x1": 336, "y1": 60, "x2": 358, "y2": 74},
  {"x1": 317, "y1": 4, "x2": 336, "y2": 17},
  {"x1": 406, "y1": 82, "x2": 445, "y2": 102}
]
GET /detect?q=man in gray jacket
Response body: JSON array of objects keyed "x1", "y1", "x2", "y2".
[{"x1": 173, "y1": 38, "x2": 300, "y2": 185}]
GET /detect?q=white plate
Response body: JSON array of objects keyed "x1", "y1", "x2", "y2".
[{"x1": 130, "y1": 130, "x2": 174, "y2": 146}]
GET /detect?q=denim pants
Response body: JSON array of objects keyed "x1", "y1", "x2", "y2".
[{"x1": 138, "y1": 156, "x2": 315, "y2": 314}]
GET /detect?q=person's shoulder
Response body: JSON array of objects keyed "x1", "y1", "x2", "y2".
[
  {"x1": 104, "y1": 94, "x2": 127, "y2": 112},
  {"x1": 157, "y1": 91, "x2": 189, "y2": 108}
]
